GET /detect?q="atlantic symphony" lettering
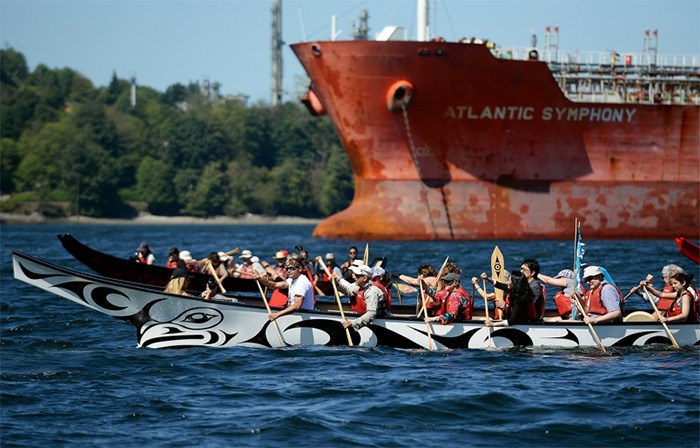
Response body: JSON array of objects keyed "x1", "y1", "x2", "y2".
[{"x1": 444, "y1": 106, "x2": 637, "y2": 122}]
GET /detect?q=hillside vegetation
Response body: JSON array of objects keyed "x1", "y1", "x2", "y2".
[{"x1": 0, "y1": 48, "x2": 353, "y2": 219}]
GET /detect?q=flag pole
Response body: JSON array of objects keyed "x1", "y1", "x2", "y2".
[{"x1": 572, "y1": 218, "x2": 578, "y2": 320}]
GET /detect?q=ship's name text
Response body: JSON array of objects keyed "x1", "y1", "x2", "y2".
[{"x1": 444, "y1": 106, "x2": 637, "y2": 122}]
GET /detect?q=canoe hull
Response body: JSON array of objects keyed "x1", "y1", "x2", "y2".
[
  {"x1": 57, "y1": 233, "x2": 334, "y2": 295},
  {"x1": 13, "y1": 251, "x2": 700, "y2": 350}
]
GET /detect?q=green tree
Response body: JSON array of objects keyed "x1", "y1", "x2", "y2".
[
  {"x1": 266, "y1": 159, "x2": 316, "y2": 217},
  {"x1": 182, "y1": 162, "x2": 228, "y2": 216},
  {"x1": 0, "y1": 84, "x2": 39, "y2": 139},
  {"x1": 0, "y1": 48, "x2": 29, "y2": 85},
  {"x1": 318, "y1": 144, "x2": 354, "y2": 215},
  {"x1": 105, "y1": 71, "x2": 125, "y2": 105},
  {"x1": 0, "y1": 138, "x2": 21, "y2": 192},
  {"x1": 135, "y1": 157, "x2": 179, "y2": 215},
  {"x1": 14, "y1": 119, "x2": 128, "y2": 217}
]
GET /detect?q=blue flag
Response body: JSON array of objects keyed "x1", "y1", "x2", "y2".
[{"x1": 572, "y1": 224, "x2": 585, "y2": 319}]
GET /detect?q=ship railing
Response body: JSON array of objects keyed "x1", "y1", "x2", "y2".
[
  {"x1": 553, "y1": 71, "x2": 700, "y2": 105},
  {"x1": 499, "y1": 47, "x2": 700, "y2": 74}
]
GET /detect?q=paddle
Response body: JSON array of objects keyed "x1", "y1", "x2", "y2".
[
  {"x1": 483, "y1": 279, "x2": 494, "y2": 349},
  {"x1": 362, "y1": 243, "x2": 369, "y2": 264},
  {"x1": 417, "y1": 256, "x2": 449, "y2": 317},
  {"x1": 622, "y1": 284, "x2": 642, "y2": 302},
  {"x1": 256, "y1": 279, "x2": 285, "y2": 346},
  {"x1": 394, "y1": 282, "x2": 404, "y2": 305},
  {"x1": 197, "y1": 248, "x2": 240, "y2": 265},
  {"x1": 490, "y1": 246, "x2": 505, "y2": 320},
  {"x1": 418, "y1": 280, "x2": 435, "y2": 350},
  {"x1": 316, "y1": 257, "x2": 353, "y2": 346},
  {"x1": 642, "y1": 285, "x2": 680, "y2": 349},
  {"x1": 572, "y1": 292, "x2": 606, "y2": 353},
  {"x1": 204, "y1": 261, "x2": 227, "y2": 293}
]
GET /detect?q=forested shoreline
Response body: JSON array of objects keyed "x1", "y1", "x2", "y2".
[{"x1": 0, "y1": 48, "x2": 354, "y2": 219}]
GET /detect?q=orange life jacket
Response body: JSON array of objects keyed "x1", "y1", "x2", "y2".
[
  {"x1": 553, "y1": 290, "x2": 572, "y2": 318},
  {"x1": 586, "y1": 282, "x2": 624, "y2": 316}
]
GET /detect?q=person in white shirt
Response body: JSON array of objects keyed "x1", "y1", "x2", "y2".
[{"x1": 258, "y1": 257, "x2": 315, "y2": 321}]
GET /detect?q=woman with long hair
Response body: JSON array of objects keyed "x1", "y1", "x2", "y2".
[
  {"x1": 479, "y1": 270, "x2": 535, "y2": 326},
  {"x1": 164, "y1": 268, "x2": 191, "y2": 296}
]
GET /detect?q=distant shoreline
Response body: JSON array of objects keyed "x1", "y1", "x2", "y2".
[{"x1": 0, "y1": 212, "x2": 321, "y2": 226}]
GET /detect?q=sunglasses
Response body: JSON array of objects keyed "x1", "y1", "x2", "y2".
[
  {"x1": 285, "y1": 266, "x2": 299, "y2": 271},
  {"x1": 349, "y1": 251, "x2": 357, "y2": 255}
]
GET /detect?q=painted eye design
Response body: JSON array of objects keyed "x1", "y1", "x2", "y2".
[
  {"x1": 173, "y1": 307, "x2": 223, "y2": 330},
  {"x1": 184, "y1": 312, "x2": 217, "y2": 324}
]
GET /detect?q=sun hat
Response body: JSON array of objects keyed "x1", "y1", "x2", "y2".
[
  {"x1": 275, "y1": 250, "x2": 287, "y2": 260},
  {"x1": 240, "y1": 250, "x2": 253, "y2": 259},
  {"x1": 179, "y1": 250, "x2": 193, "y2": 262},
  {"x1": 349, "y1": 264, "x2": 372, "y2": 277},
  {"x1": 555, "y1": 269, "x2": 574, "y2": 279},
  {"x1": 583, "y1": 266, "x2": 603, "y2": 279},
  {"x1": 218, "y1": 251, "x2": 230, "y2": 262},
  {"x1": 371, "y1": 267, "x2": 385, "y2": 278},
  {"x1": 326, "y1": 252, "x2": 335, "y2": 260}
]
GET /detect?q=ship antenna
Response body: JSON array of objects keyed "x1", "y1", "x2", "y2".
[{"x1": 297, "y1": 5, "x2": 307, "y2": 41}]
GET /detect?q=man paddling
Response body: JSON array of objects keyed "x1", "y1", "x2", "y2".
[
  {"x1": 332, "y1": 264, "x2": 388, "y2": 330},
  {"x1": 258, "y1": 257, "x2": 315, "y2": 321}
]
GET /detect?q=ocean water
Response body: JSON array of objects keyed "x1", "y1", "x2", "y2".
[{"x1": 1, "y1": 223, "x2": 699, "y2": 447}]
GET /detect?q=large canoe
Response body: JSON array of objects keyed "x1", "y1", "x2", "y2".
[
  {"x1": 13, "y1": 251, "x2": 700, "y2": 350},
  {"x1": 57, "y1": 233, "x2": 335, "y2": 295}
]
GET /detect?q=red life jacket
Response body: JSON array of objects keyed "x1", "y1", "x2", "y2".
[
  {"x1": 377, "y1": 282, "x2": 392, "y2": 312},
  {"x1": 304, "y1": 268, "x2": 317, "y2": 306},
  {"x1": 269, "y1": 289, "x2": 288, "y2": 308},
  {"x1": 669, "y1": 285, "x2": 698, "y2": 321},
  {"x1": 553, "y1": 290, "x2": 572, "y2": 318},
  {"x1": 656, "y1": 285, "x2": 676, "y2": 312},
  {"x1": 351, "y1": 281, "x2": 387, "y2": 315},
  {"x1": 267, "y1": 266, "x2": 288, "y2": 308},
  {"x1": 586, "y1": 282, "x2": 624, "y2": 316},
  {"x1": 165, "y1": 260, "x2": 179, "y2": 269}
]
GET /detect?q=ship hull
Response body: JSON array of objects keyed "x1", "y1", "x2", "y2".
[{"x1": 291, "y1": 40, "x2": 700, "y2": 240}]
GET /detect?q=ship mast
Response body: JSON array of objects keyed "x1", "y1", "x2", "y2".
[
  {"x1": 271, "y1": 0, "x2": 283, "y2": 106},
  {"x1": 417, "y1": 0, "x2": 429, "y2": 41}
]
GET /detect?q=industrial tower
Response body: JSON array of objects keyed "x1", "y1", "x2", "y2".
[{"x1": 271, "y1": 0, "x2": 283, "y2": 105}]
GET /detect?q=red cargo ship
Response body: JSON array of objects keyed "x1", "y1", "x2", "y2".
[{"x1": 291, "y1": 11, "x2": 699, "y2": 240}]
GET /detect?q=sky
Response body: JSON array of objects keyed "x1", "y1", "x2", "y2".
[{"x1": 1, "y1": 0, "x2": 699, "y2": 104}]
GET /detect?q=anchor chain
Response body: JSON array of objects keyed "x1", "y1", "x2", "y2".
[{"x1": 402, "y1": 105, "x2": 438, "y2": 238}]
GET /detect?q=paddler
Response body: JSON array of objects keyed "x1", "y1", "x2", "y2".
[
  {"x1": 332, "y1": 263, "x2": 388, "y2": 330},
  {"x1": 581, "y1": 266, "x2": 623, "y2": 324}
]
